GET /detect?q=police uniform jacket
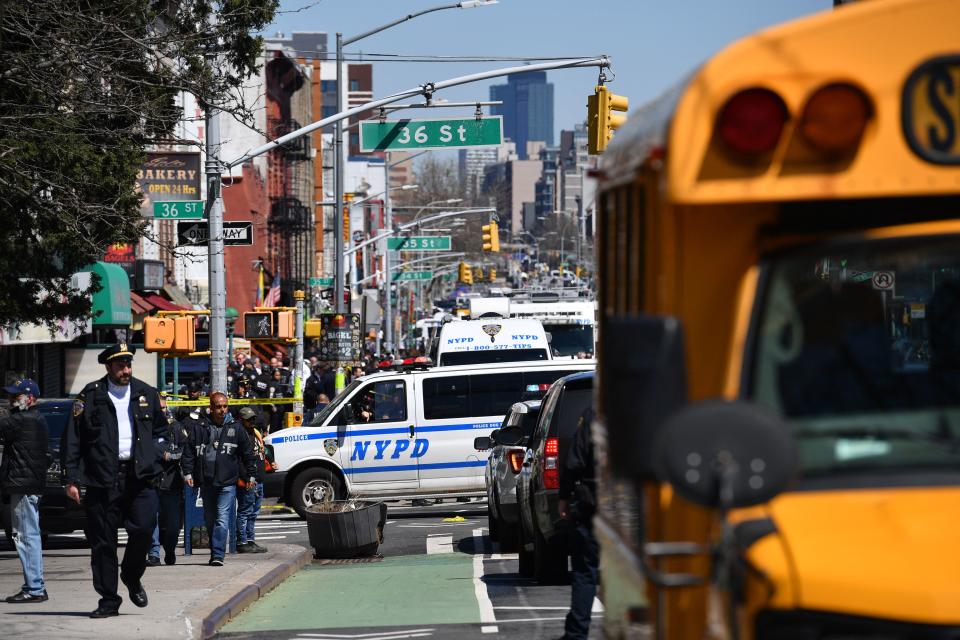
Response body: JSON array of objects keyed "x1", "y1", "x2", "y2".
[
  {"x1": 0, "y1": 407, "x2": 49, "y2": 494},
  {"x1": 61, "y1": 376, "x2": 167, "y2": 488},
  {"x1": 157, "y1": 416, "x2": 191, "y2": 492},
  {"x1": 181, "y1": 415, "x2": 256, "y2": 488}
]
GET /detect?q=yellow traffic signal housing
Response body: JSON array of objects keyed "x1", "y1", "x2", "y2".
[
  {"x1": 458, "y1": 261, "x2": 473, "y2": 284},
  {"x1": 481, "y1": 221, "x2": 500, "y2": 252},
  {"x1": 144, "y1": 316, "x2": 195, "y2": 353},
  {"x1": 305, "y1": 319, "x2": 321, "y2": 338},
  {"x1": 588, "y1": 85, "x2": 629, "y2": 154},
  {"x1": 243, "y1": 311, "x2": 273, "y2": 340},
  {"x1": 473, "y1": 266, "x2": 483, "y2": 282},
  {"x1": 277, "y1": 311, "x2": 295, "y2": 339},
  {"x1": 488, "y1": 268, "x2": 497, "y2": 282},
  {"x1": 284, "y1": 412, "x2": 303, "y2": 428},
  {"x1": 144, "y1": 317, "x2": 175, "y2": 352}
]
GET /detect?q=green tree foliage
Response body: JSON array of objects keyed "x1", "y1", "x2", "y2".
[{"x1": 0, "y1": 0, "x2": 278, "y2": 330}]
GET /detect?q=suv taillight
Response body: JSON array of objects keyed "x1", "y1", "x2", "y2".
[
  {"x1": 543, "y1": 437, "x2": 559, "y2": 489},
  {"x1": 508, "y1": 450, "x2": 525, "y2": 474}
]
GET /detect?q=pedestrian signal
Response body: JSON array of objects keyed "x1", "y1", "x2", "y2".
[
  {"x1": 144, "y1": 316, "x2": 196, "y2": 353},
  {"x1": 244, "y1": 312, "x2": 273, "y2": 340},
  {"x1": 277, "y1": 311, "x2": 295, "y2": 339}
]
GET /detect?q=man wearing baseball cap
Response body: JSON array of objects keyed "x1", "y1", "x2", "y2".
[
  {"x1": 61, "y1": 342, "x2": 167, "y2": 618},
  {"x1": 235, "y1": 406, "x2": 267, "y2": 553},
  {"x1": 0, "y1": 378, "x2": 49, "y2": 603}
]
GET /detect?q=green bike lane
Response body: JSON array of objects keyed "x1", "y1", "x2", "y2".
[{"x1": 220, "y1": 552, "x2": 485, "y2": 633}]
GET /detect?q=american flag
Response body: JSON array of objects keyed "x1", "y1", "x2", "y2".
[{"x1": 264, "y1": 274, "x2": 281, "y2": 307}]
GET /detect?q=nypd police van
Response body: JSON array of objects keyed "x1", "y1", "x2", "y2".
[
  {"x1": 434, "y1": 317, "x2": 552, "y2": 366},
  {"x1": 263, "y1": 358, "x2": 594, "y2": 517}
]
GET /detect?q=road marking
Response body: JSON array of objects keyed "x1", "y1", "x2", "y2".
[
  {"x1": 492, "y1": 614, "x2": 603, "y2": 623},
  {"x1": 396, "y1": 522, "x2": 476, "y2": 528},
  {"x1": 294, "y1": 629, "x2": 434, "y2": 639},
  {"x1": 493, "y1": 606, "x2": 570, "y2": 610},
  {"x1": 471, "y1": 528, "x2": 498, "y2": 634},
  {"x1": 254, "y1": 534, "x2": 294, "y2": 540},
  {"x1": 486, "y1": 553, "x2": 518, "y2": 560},
  {"x1": 426, "y1": 536, "x2": 454, "y2": 554}
]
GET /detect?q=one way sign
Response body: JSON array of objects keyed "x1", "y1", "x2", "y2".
[{"x1": 176, "y1": 221, "x2": 253, "y2": 246}]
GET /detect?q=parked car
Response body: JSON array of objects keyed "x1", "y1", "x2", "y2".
[
  {"x1": 0, "y1": 399, "x2": 86, "y2": 543},
  {"x1": 516, "y1": 371, "x2": 594, "y2": 582},
  {"x1": 474, "y1": 399, "x2": 542, "y2": 553}
]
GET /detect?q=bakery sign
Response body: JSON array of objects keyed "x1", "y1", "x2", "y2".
[{"x1": 137, "y1": 152, "x2": 201, "y2": 216}]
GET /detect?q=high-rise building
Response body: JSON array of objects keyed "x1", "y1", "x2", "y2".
[
  {"x1": 490, "y1": 71, "x2": 554, "y2": 160},
  {"x1": 458, "y1": 147, "x2": 499, "y2": 197}
]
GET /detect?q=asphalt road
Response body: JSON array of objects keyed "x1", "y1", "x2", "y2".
[{"x1": 215, "y1": 498, "x2": 605, "y2": 640}]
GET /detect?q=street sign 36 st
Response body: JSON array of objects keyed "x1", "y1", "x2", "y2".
[
  {"x1": 177, "y1": 221, "x2": 253, "y2": 246},
  {"x1": 360, "y1": 117, "x2": 503, "y2": 152}
]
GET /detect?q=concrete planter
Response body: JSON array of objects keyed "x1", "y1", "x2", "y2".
[{"x1": 305, "y1": 500, "x2": 388, "y2": 558}]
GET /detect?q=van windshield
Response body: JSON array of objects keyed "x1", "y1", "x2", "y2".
[
  {"x1": 439, "y1": 349, "x2": 549, "y2": 366},
  {"x1": 543, "y1": 324, "x2": 594, "y2": 358},
  {"x1": 307, "y1": 379, "x2": 362, "y2": 426},
  {"x1": 748, "y1": 237, "x2": 960, "y2": 479}
]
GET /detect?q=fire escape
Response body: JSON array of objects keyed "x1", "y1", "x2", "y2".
[{"x1": 267, "y1": 116, "x2": 313, "y2": 300}]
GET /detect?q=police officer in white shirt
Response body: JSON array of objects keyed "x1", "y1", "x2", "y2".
[{"x1": 61, "y1": 343, "x2": 167, "y2": 618}]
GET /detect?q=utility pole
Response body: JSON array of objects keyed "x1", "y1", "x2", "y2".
[
  {"x1": 383, "y1": 157, "x2": 394, "y2": 355},
  {"x1": 205, "y1": 98, "x2": 228, "y2": 393},
  {"x1": 334, "y1": 32, "x2": 346, "y2": 314}
]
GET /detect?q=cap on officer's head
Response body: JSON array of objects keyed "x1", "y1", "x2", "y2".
[
  {"x1": 4, "y1": 378, "x2": 39, "y2": 398},
  {"x1": 98, "y1": 342, "x2": 136, "y2": 364},
  {"x1": 238, "y1": 407, "x2": 257, "y2": 421}
]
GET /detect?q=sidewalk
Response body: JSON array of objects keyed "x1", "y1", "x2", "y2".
[{"x1": 0, "y1": 537, "x2": 311, "y2": 639}]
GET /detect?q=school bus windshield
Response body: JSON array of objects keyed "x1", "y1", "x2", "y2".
[{"x1": 748, "y1": 236, "x2": 960, "y2": 478}]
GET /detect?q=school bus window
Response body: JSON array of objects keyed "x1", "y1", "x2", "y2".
[{"x1": 748, "y1": 237, "x2": 960, "y2": 480}]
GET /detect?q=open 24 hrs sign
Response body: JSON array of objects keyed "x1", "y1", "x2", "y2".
[{"x1": 359, "y1": 116, "x2": 503, "y2": 152}]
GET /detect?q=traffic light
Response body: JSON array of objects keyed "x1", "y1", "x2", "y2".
[
  {"x1": 473, "y1": 266, "x2": 483, "y2": 282},
  {"x1": 588, "y1": 85, "x2": 629, "y2": 154},
  {"x1": 458, "y1": 261, "x2": 473, "y2": 284},
  {"x1": 144, "y1": 316, "x2": 196, "y2": 353},
  {"x1": 488, "y1": 268, "x2": 497, "y2": 282},
  {"x1": 276, "y1": 311, "x2": 295, "y2": 339},
  {"x1": 481, "y1": 220, "x2": 500, "y2": 252},
  {"x1": 244, "y1": 311, "x2": 273, "y2": 340},
  {"x1": 305, "y1": 318, "x2": 322, "y2": 338}
]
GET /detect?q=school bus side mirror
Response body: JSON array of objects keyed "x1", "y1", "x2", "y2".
[
  {"x1": 655, "y1": 400, "x2": 797, "y2": 510},
  {"x1": 600, "y1": 315, "x2": 688, "y2": 479}
]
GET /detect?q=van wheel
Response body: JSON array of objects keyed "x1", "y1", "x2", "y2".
[
  {"x1": 518, "y1": 521, "x2": 534, "y2": 578},
  {"x1": 487, "y1": 498, "x2": 500, "y2": 542},
  {"x1": 290, "y1": 467, "x2": 343, "y2": 519},
  {"x1": 499, "y1": 519, "x2": 519, "y2": 553},
  {"x1": 533, "y1": 524, "x2": 567, "y2": 583}
]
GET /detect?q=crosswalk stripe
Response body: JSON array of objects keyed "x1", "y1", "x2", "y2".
[{"x1": 425, "y1": 536, "x2": 454, "y2": 554}]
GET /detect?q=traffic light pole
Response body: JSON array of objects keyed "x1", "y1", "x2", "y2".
[
  {"x1": 293, "y1": 290, "x2": 304, "y2": 414},
  {"x1": 205, "y1": 100, "x2": 228, "y2": 394},
  {"x1": 383, "y1": 172, "x2": 394, "y2": 355}
]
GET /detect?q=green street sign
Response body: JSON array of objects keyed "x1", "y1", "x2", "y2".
[
  {"x1": 360, "y1": 117, "x2": 503, "y2": 152},
  {"x1": 152, "y1": 200, "x2": 204, "y2": 219},
  {"x1": 309, "y1": 277, "x2": 334, "y2": 287},
  {"x1": 393, "y1": 271, "x2": 433, "y2": 282},
  {"x1": 388, "y1": 236, "x2": 451, "y2": 251}
]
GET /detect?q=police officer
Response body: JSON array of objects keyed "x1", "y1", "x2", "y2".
[
  {"x1": 61, "y1": 343, "x2": 166, "y2": 618},
  {"x1": 181, "y1": 392, "x2": 256, "y2": 566},
  {"x1": 147, "y1": 395, "x2": 189, "y2": 566}
]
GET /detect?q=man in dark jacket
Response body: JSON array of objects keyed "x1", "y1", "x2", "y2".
[
  {"x1": 235, "y1": 407, "x2": 267, "y2": 554},
  {"x1": 182, "y1": 392, "x2": 256, "y2": 566},
  {"x1": 0, "y1": 378, "x2": 49, "y2": 603},
  {"x1": 61, "y1": 343, "x2": 167, "y2": 618},
  {"x1": 147, "y1": 395, "x2": 189, "y2": 566},
  {"x1": 557, "y1": 407, "x2": 598, "y2": 640}
]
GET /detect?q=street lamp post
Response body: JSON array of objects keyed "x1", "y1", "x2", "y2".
[{"x1": 333, "y1": 0, "x2": 498, "y2": 314}]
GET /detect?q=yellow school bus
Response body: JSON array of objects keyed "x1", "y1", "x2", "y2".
[{"x1": 594, "y1": 0, "x2": 960, "y2": 637}]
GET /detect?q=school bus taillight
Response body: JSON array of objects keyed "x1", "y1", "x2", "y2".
[
  {"x1": 799, "y1": 83, "x2": 872, "y2": 154},
  {"x1": 717, "y1": 87, "x2": 788, "y2": 156}
]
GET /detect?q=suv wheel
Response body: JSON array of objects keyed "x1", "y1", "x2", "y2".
[
  {"x1": 499, "y1": 519, "x2": 519, "y2": 553},
  {"x1": 289, "y1": 467, "x2": 344, "y2": 519},
  {"x1": 533, "y1": 522, "x2": 567, "y2": 583}
]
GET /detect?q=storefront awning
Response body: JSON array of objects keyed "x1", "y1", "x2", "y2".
[
  {"x1": 130, "y1": 291, "x2": 155, "y2": 315},
  {"x1": 86, "y1": 262, "x2": 132, "y2": 327},
  {"x1": 162, "y1": 283, "x2": 194, "y2": 308},
  {"x1": 143, "y1": 294, "x2": 187, "y2": 312}
]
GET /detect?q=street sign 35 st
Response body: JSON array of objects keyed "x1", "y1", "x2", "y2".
[
  {"x1": 177, "y1": 221, "x2": 253, "y2": 246},
  {"x1": 360, "y1": 117, "x2": 503, "y2": 152},
  {"x1": 387, "y1": 236, "x2": 451, "y2": 251}
]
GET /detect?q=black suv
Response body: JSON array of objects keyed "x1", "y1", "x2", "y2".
[
  {"x1": 516, "y1": 371, "x2": 594, "y2": 582},
  {"x1": 1, "y1": 399, "x2": 86, "y2": 542}
]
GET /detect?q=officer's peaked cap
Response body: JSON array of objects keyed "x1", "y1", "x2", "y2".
[{"x1": 98, "y1": 342, "x2": 136, "y2": 364}]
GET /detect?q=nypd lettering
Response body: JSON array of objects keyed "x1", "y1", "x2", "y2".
[{"x1": 350, "y1": 438, "x2": 429, "y2": 461}]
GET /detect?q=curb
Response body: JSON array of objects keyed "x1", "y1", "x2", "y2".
[{"x1": 200, "y1": 546, "x2": 313, "y2": 639}]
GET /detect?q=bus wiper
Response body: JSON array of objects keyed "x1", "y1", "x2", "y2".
[{"x1": 796, "y1": 426, "x2": 960, "y2": 451}]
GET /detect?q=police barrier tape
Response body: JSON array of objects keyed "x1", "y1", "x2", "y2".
[{"x1": 166, "y1": 397, "x2": 302, "y2": 407}]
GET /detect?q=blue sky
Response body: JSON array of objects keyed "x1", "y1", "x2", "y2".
[{"x1": 262, "y1": 0, "x2": 827, "y2": 143}]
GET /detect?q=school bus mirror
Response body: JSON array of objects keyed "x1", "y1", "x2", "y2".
[
  {"x1": 655, "y1": 400, "x2": 797, "y2": 510},
  {"x1": 600, "y1": 315, "x2": 688, "y2": 479},
  {"x1": 144, "y1": 317, "x2": 175, "y2": 352},
  {"x1": 172, "y1": 316, "x2": 196, "y2": 352}
]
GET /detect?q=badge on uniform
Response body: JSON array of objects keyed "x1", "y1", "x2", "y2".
[
  {"x1": 324, "y1": 438, "x2": 338, "y2": 456},
  {"x1": 138, "y1": 395, "x2": 149, "y2": 407},
  {"x1": 227, "y1": 427, "x2": 235, "y2": 437},
  {"x1": 72, "y1": 397, "x2": 85, "y2": 417}
]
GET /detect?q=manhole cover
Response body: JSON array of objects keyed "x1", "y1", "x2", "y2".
[{"x1": 313, "y1": 555, "x2": 384, "y2": 565}]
